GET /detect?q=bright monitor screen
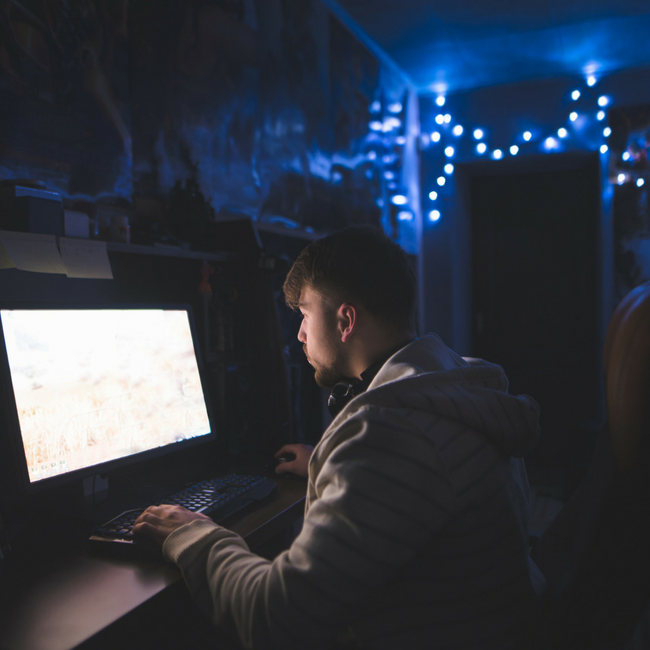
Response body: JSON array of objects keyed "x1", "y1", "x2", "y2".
[{"x1": 0, "y1": 307, "x2": 212, "y2": 486}]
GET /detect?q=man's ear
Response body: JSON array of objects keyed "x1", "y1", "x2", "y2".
[{"x1": 336, "y1": 303, "x2": 357, "y2": 342}]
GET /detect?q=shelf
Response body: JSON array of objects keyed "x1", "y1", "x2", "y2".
[{"x1": 105, "y1": 241, "x2": 230, "y2": 262}]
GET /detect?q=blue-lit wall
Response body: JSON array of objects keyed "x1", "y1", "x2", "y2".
[
  {"x1": 0, "y1": 1, "x2": 419, "y2": 253},
  {"x1": 418, "y1": 65, "x2": 650, "y2": 353}
]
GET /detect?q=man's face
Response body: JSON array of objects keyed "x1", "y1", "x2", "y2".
[{"x1": 297, "y1": 285, "x2": 348, "y2": 388}]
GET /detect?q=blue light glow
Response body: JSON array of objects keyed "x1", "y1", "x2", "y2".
[
  {"x1": 587, "y1": 75, "x2": 597, "y2": 87},
  {"x1": 382, "y1": 154, "x2": 395, "y2": 164},
  {"x1": 618, "y1": 173, "x2": 626, "y2": 184},
  {"x1": 397, "y1": 211, "x2": 413, "y2": 221},
  {"x1": 492, "y1": 149, "x2": 503, "y2": 159},
  {"x1": 367, "y1": 150, "x2": 377, "y2": 160},
  {"x1": 510, "y1": 145, "x2": 519, "y2": 155},
  {"x1": 384, "y1": 171, "x2": 395, "y2": 180},
  {"x1": 452, "y1": 125, "x2": 464, "y2": 136},
  {"x1": 431, "y1": 131, "x2": 441, "y2": 142},
  {"x1": 444, "y1": 114, "x2": 451, "y2": 123},
  {"x1": 429, "y1": 191, "x2": 438, "y2": 200},
  {"x1": 383, "y1": 117, "x2": 401, "y2": 131},
  {"x1": 571, "y1": 90, "x2": 581, "y2": 100},
  {"x1": 570, "y1": 112, "x2": 578, "y2": 122},
  {"x1": 476, "y1": 143, "x2": 487, "y2": 154},
  {"x1": 370, "y1": 100, "x2": 381, "y2": 113},
  {"x1": 376, "y1": 198, "x2": 384, "y2": 207},
  {"x1": 597, "y1": 111, "x2": 606, "y2": 121},
  {"x1": 436, "y1": 96, "x2": 446, "y2": 107},
  {"x1": 622, "y1": 152, "x2": 631, "y2": 161},
  {"x1": 473, "y1": 129, "x2": 484, "y2": 140},
  {"x1": 444, "y1": 163, "x2": 454, "y2": 174},
  {"x1": 600, "y1": 144, "x2": 608, "y2": 154},
  {"x1": 557, "y1": 128, "x2": 568, "y2": 138},
  {"x1": 429, "y1": 210, "x2": 441, "y2": 222},
  {"x1": 395, "y1": 136, "x2": 406, "y2": 145},
  {"x1": 598, "y1": 96, "x2": 610, "y2": 107},
  {"x1": 444, "y1": 146, "x2": 454, "y2": 157},
  {"x1": 435, "y1": 114, "x2": 444, "y2": 125},
  {"x1": 437, "y1": 177, "x2": 446, "y2": 186},
  {"x1": 638, "y1": 178, "x2": 645, "y2": 187},
  {"x1": 390, "y1": 194, "x2": 408, "y2": 205},
  {"x1": 523, "y1": 131, "x2": 532, "y2": 141},
  {"x1": 544, "y1": 137, "x2": 558, "y2": 150},
  {"x1": 388, "y1": 102, "x2": 403, "y2": 113},
  {"x1": 369, "y1": 121, "x2": 383, "y2": 131},
  {"x1": 603, "y1": 127, "x2": 611, "y2": 137}
]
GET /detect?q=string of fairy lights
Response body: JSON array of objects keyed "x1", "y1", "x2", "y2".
[{"x1": 387, "y1": 73, "x2": 628, "y2": 226}]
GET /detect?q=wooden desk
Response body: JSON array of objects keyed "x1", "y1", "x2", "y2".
[{"x1": 0, "y1": 477, "x2": 306, "y2": 650}]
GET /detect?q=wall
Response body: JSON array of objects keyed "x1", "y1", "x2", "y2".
[
  {"x1": 0, "y1": 0, "x2": 419, "y2": 254},
  {"x1": 418, "y1": 65, "x2": 650, "y2": 354}
]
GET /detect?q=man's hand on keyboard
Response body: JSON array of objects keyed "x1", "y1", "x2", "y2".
[{"x1": 133, "y1": 505, "x2": 211, "y2": 546}]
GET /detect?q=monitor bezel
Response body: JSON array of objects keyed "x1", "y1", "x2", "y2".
[{"x1": 0, "y1": 302, "x2": 217, "y2": 496}]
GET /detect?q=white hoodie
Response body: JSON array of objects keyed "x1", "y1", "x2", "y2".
[{"x1": 164, "y1": 334, "x2": 545, "y2": 649}]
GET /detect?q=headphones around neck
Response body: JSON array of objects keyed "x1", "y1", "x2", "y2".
[{"x1": 327, "y1": 378, "x2": 364, "y2": 417}]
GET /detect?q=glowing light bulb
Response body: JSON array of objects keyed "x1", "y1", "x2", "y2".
[
  {"x1": 431, "y1": 131, "x2": 441, "y2": 142},
  {"x1": 444, "y1": 114, "x2": 451, "y2": 123},
  {"x1": 571, "y1": 90, "x2": 581, "y2": 100},
  {"x1": 444, "y1": 163, "x2": 454, "y2": 174},
  {"x1": 369, "y1": 121, "x2": 383, "y2": 131},
  {"x1": 437, "y1": 177, "x2": 446, "y2": 186},
  {"x1": 598, "y1": 96, "x2": 610, "y2": 107},
  {"x1": 622, "y1": 152, "x2": 631, "y2": 161},
  {"x1": 544, "y1": 137, "x2": 558, "y2": 150},
  {"x1": 493, "y1": 149, "x2": 503, "y2": 160},
  {"x1": 390, "y1": 194, "x2": 408, "y2": 205},
  {"x1": 436, "y1": 96, "x2": 446, "y2": 107},
  {"x1": 617, "y1": 173, "x2": 626, "y2": 184},
  {"x1": 597, "y1": 111, "x2": 606, "y2": 121},
  {"x1": 397, "y1": 211, "x2": 412, "y2": 221},
  {"x1": 474, "y1": 129, "x2": 484, "y2": 140},
  {"x1": 388, "y1": 102, "x2": 403, "y2": 113},
  {"x1": 558, "y1": 128, "x2": 568, "y2": 138},
  {"x1": 587, "y1": 75, "x2": 597, "y2": 87},
  {"x1": 570, "y1": 112, "x2": 578, "y2": 122},
  {"x1": 523, "y1": 131, "x2": 532, "y2": 141},
  {"x1": 600, "y1": 144, "x2": 608, "y2": 154},
  {"x1": 435, "y1": 114, "x2": 444, "y2": 125},
  {"x1": 452, "y1": 125, "x2": 464, "y2": 136},
  {"x1": 444, "y1": 146, "x2": 454, "y2": 157},
  {"x1": 637, "y1": 178, "x2": 645, "y2": 187},
  {"x1": 510, "y1": 145, "x2": 519, "y2": 155},
  {"x1": 429, "y1": 210, "x2": 441, "y2": 222},
  {"x1": 603, "y1": 127, "x2": 611, "y2": 137},
  {"x1": 476, "y1": 143, "x2": 487, "y2": 154},
  {"x1": 429, "y1": 191, "x2": 438, "y2": 200}
]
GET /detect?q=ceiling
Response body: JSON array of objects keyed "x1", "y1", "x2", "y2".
[{"x1": 332, "y1": 0, "x2": 650, "y2": 93}]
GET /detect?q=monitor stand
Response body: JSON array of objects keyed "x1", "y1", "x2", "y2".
[{"x1": 83, "y1": 473, "x2": 109, "y2": 506}]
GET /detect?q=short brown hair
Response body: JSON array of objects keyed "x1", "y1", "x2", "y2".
[{"x1": 283, "y1": 226, "x2": 416, "y2": 331}]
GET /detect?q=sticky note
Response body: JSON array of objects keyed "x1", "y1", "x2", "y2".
[
  {"x1": 59, "y1": 238, "x2": 113, "y2": 279},
  {"x1": 0, "y1": 231, "x2": 66, "y2": 274}
]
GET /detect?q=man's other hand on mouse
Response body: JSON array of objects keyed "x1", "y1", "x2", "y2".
[{"x1": 274, "y1": 443, "x2": 313, "y2": 478}]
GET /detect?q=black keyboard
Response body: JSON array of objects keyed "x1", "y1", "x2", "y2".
[{"x1": 89, "y1": 474, "x2": 276, "y2": 553}]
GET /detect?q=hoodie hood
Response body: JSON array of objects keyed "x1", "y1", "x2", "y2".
[{"x1": 327, "y1": 334, "x2": 541, "y2": 458}]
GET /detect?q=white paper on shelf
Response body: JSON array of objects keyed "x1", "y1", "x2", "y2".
[
  {"x1": 59, "y1": 238, "x2": 113, "y2": 279},
  {"x1": 0, "y1": 231, "x2": 66, "y2": 274}
]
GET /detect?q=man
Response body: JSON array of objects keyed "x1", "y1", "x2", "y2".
[{"x1": 134, "y1": 226, "x2": 545, "y2": 649}]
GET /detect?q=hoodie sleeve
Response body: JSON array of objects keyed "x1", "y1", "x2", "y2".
[{"x1": 162, "y1": 406, "x2": 455, "y2": 649}]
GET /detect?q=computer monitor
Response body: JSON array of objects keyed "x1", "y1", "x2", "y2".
[{"x1": 0, "y1": 305, "x2": 215, "y2": 495}]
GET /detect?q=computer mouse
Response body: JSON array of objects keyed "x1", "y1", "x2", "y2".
[{"x1": 275, "y1": 452, "x2": 296, "y2": 464}]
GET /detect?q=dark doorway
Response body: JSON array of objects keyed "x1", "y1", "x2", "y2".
[{"x1": 469, "y1": 153, "x2": 601, "y2": 492}]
